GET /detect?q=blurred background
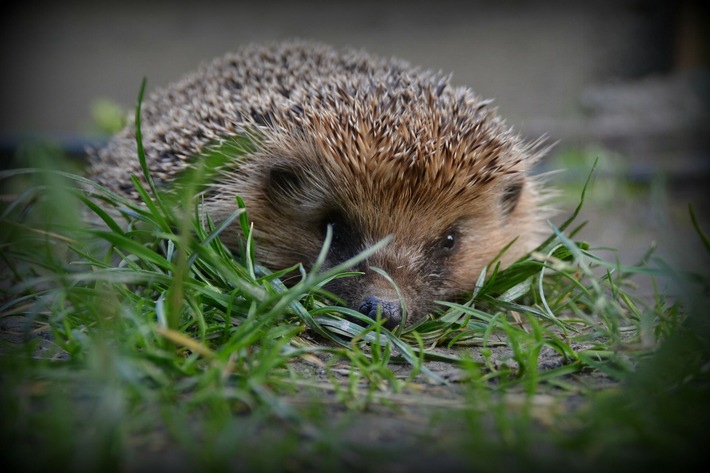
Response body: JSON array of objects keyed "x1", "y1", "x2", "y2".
[{"x1": 1, "y1": 0, "x2": 708, "y2": 278}]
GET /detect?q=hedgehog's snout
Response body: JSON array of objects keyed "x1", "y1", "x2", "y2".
[{"x1": 357, "y1": 296, "x2": 402, "y2": 329}]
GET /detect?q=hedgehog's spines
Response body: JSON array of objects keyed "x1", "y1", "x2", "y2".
[{"x1": 90, "y1": 41, "x2": 552, "y2": 325}]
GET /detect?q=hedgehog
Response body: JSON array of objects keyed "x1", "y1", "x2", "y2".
[{"x1": 90, "y1": 41, "x2": 552, "y2": 328}]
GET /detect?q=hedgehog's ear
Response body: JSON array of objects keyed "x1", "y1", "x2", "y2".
[
  {"x1": 266, "y1": 165, "x2": 305, "y2": 207},
  {"x1": 501, "y1": 175, "x2": 524, "y2": 216}
]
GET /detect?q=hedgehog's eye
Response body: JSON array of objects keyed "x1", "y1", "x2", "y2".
[
  {"x1": 435, "y1": 228, "x2": 457, "y2": 255},
  {"x1": 322, "y1": 211, "x2": 349, "y2": 242},
  {"x1": 442, "y1": 233, "x2": 456, "y2": 250},
  {"x1": 321, "y1": 210, "x2": 360, "y2": 263},
  {"x1": 501, "y1": 177, "x2": 524, "y2": 216}
]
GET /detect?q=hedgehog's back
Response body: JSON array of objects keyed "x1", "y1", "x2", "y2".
[{"x1": 89, "y1": 41, "x2": 425, "y2": 196}]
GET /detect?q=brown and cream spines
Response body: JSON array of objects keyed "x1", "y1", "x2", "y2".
[{"x1": 90, "y1": 41, "x2": 553, "y2": 327}]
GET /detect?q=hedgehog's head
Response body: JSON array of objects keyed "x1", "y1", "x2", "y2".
[{"x1": 210, "y1": 80, "x2": 549, "y2": 328}]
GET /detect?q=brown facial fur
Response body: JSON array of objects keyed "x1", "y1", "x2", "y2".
[{"x1": 90, "y1": 41, "x2": 552, "y2": 326}]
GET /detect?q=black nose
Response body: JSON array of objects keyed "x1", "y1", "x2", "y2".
[{"x1": 357, "y1": 296, "x2": 402, "y2": 329}]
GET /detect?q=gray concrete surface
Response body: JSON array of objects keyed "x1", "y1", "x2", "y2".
[{"x1": 0, "y1": 1, "x2": 686, "y2": 135}]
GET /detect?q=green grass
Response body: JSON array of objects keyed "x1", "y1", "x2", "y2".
[{"x1": 1, "y1": 95, "x2": 709, "y2": 471}]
